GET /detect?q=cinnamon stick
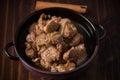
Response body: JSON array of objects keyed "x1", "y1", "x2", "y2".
[{"x1": 35, "y1": 1, "x2": 87, "y2": 13}]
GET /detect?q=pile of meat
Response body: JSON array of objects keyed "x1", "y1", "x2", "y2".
[{"x1": 25, "y1": 13, "x2": 87, "y2": 72}]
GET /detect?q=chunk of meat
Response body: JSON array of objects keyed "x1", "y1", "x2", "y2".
[
  {"x1": 50, "y1": 32, "x2": 63, "y2": 44},
  {"x1": 40, "y1": 59, "x2": 52, "y2": 69},
  {"x1": 70, "y1": 33, "x2": 84, "y2": 46},
  {"x1": 26, "y1": 32, "x2": 35, "y2": 42},
  {"x1": 46, "y1": 32, "x2": 63, "y2": 44},
  {"x1": 75, "y1": 44, "x2": 87, "y2": 65},
  {"x1": 25, "y1": 42, "x2": 31, "y2": 49},
  {"x1": 38, "y1": 46, "x2": 47, "y2": 56},
  {"x1": 63, "y1": 23, "x2": 77, "y2": 38},
  {"x1": 50, "y1": 64, "x2": 58, "y2": 72},
  {"x1": 25, "y1": 48, "x2": 36, "y2": 58},
  {"x1": 63, "y1": 47, "x2": 78, "y2": 62},
  {"x1": 29, "y1": 23, "x2": 44, "y2": 35},
  {"x1": 65, "y1": 61, "x2": 75, "y2": 71},
  {"x1": 34, "y1": 25, "x2": 44, "y2": 35},
  {"x1": 41, "y1": 46, "x2": 60, "y2": 62},
  {"x1": 59, "y1": 18, "x2": 71, "y2": 35},
  {"x1": 33, "y1": 33, "x2": 46, "y2": 46},
  {"x1": 51, "y1": 61, "x2": 75, "y2": 72},
  {"x1": 51, "y1": 64, "x2": 66, "y2": 72},
  {"x1": 63, "y1": 44, "x2": 87, "y2": 65},
  {"x1": 29, "y1": 23, "x2": 37, "y2": 33},
  {"x1": 56, "y1": 43, "x2": 63, "y2": 53},
  {"x1": 56, "y1": 41, "x2": 68, "y2": 53},
  {"x1": 44, "y1": 20, "x2": 60, "y2": 33},
  {"x1": 32, "y1": 33, "x2": 46, "y2": 51},
  {"x1": 59, "y1": 19, "x2": 77, "y2": 38}
]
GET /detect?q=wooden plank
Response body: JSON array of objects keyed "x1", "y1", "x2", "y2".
[{"x1": 0, "y1": 0, "x2": 9, "y2": 80}]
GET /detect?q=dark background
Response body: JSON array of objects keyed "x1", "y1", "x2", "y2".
[{"x1": 0, "y1": 0, "x2": 120, "y2": 80}]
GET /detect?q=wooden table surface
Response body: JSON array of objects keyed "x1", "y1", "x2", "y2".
[{"x1": 0, "y1": 0, "x2": 120, "y2": 80}]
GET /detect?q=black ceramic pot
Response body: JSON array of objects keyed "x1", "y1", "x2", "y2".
[{"x1": 4, "y1": 7, "x2": 105, "y2": 79}]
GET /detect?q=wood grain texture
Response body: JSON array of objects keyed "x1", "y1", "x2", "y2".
[{"x1": 0, "y1": 0, "x2": 120, "y2": 80}]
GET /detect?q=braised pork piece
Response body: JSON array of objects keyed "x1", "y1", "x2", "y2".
[{"x1": 25, "y1": 13, "x2": 87, "y2": 72}]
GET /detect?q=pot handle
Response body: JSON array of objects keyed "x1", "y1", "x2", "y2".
[
  {"x1": 4, "y1": 42, "x2": 19, "y2": 61},
  {"x1": 94, "y1": 24, "x2": 106, "y2": 40}
]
